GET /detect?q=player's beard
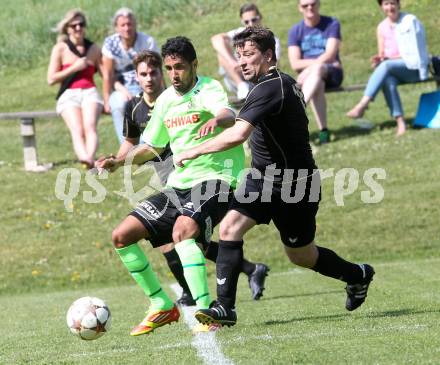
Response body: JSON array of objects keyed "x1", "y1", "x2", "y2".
[{"x1": 176, "y1": 67, "x2": 197, "y2": 94}]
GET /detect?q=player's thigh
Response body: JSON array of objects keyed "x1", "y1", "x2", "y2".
[
  {"x1": 180, "y1": 180, "x2": 232, "y2": 244},
  {"x1": 112, "y1": 215, "x2": 150, "y2": 248},
  {"x1": 229, "y1": 174, "x2": 272, "y2": 227},
  {"x1": 272, "y1": 200, "x2": 319, "y2": 249},
  {"x1": 130, "y1": 190, "x2": 179, "y2": 248},
  {"x1": 219, "y1": 209, "x2": 257, "y2": 241}
]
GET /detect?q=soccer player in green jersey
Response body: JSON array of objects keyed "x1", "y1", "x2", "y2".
[{"x1": 97, "y1": 37, "x2": 266, "y2": 334}]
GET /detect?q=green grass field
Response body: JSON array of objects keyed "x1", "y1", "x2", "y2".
[
  {"x1": 1, "y1": 257, "x2": 440, "y2": 364},
  {"x1": 1, "y1": 0, "x2": 440, "y2": 364}
]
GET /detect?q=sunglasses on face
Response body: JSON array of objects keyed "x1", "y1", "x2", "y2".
[
  {"x1": 69, "y1": 21, "x2": 86, "y2": 29},
  {"x1": 242, "y1": 16, "x2": 260, "y2": 25},
  {"x1": 301, "y1": 2, "x2": 317, "y2": 9}
]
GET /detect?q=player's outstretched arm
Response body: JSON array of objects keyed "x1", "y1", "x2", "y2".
[
  {"x1": 175, "y1": 120, "x2": 253, "y2": 167},
  {"x1": 96, "y1": 143, "x2": 164, "y2": 173},
  {"x1": 95, "y1": 138, "x2": 137, "y2": 173},
  {"x1": 196, "y1": 108, "x2": 236, "y2": 139}
]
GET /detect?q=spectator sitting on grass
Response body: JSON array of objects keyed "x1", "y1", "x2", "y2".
[{"x1": 346, "y1": 0, "x2": 429, "y2": 136}]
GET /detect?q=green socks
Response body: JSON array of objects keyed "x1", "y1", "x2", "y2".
[
  {"x1": 175, "y1": 239, "x2": 211, "y2": 309},
  {"x1": 117, "y1": 240, "x2": 210, "y2": 310},
  {"x1": 116, "y1": 244, "x2": 174, "y2": 311}
]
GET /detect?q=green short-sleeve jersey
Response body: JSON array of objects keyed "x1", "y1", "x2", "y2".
[{"x1": 141, "y1": 76, "x2": 244, "y2": 190}]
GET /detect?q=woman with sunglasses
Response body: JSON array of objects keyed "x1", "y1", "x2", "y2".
[
  {"x1": 346, "y1": 0, "x2": 429, "y2": 136},
  {"x1": 288, "y1": 0, "x2": 343, "y2": 144},
  {"x1": 211, "y1": 3, "x2": 281, "y2": 101},
  {"x1": 48, "y1": 9, "x2": 103, "y2": 169}
]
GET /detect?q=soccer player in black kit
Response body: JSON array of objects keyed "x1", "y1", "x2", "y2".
[
  {"x1": 98, "y1": 50, "x2": 269, "y2": 307},
  {"x1": 175, "y1": 27, "x2": 375, "y2": 327}
]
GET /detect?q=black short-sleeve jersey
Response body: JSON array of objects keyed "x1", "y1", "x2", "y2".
[
  {"x1": 123, "y1": 92, "x2": 171, "y2": 157},
  {"x1": 123, "y1": 92, "x2": 173, "y2": 183},
  {"x1": 237, "y1": 68, "x2": 316, "y2": 175},
  {"x1": 123, "y1": 92, "x2": 155, "y2": 139}
]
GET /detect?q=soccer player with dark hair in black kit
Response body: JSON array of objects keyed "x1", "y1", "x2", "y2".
[{"x1": 175, "y1": 26, "x2": 375, "y2": 327}]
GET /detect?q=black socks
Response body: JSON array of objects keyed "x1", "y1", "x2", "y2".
[
  {"x1": 205, "y1": 240, "x2": 256, "y2": 276},
  {"x1": 163, "y1": 249, "x2": 191, "y2": 294},
  {"x1": 204, "y1": 240, "x2": 219, "y2": 262},
  {"x1": 241, "y1": 259, "x2": 257, "y2": 276},
  {"x1": 313, "y1": 246, "x2": 364, "y2": 284},
  {"x1": 216, "y1": 240, "x2": 243, "y2": 308}
]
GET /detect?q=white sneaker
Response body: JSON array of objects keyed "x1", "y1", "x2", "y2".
[{"x1": 237, "y1": 82, "x2": 250, "y2": 100}]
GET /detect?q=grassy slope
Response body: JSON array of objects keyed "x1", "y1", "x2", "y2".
[{"x1": 0, "y1": 1, "x2": 440, "y2": 364}]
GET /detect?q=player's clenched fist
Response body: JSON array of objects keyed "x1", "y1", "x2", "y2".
[{"x1": 95, "y1": 154, "x2": 118, "y2": 173}]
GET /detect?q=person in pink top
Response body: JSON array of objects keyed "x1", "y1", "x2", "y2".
[
  {"x1": 347, "y1": 0, "x2": 429, "y2": 136},
  {"x1": 48, "y1": 9, "x2": 103, "y2": 168}
]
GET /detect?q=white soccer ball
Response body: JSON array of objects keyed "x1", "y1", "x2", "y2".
[{"x1": 66, "y1": 296, "x2": 111, "y2": 340}]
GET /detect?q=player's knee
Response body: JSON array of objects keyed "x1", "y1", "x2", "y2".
[
  {"x1": 111, "y1": 227, "x2": 128, "y2": 249},
  {"x1": 285, "y1": 243, "x2": 318, "y2": 268},
  {"x1": 172, "y1": 220, "x2": 199, "y2": 243},
  {"x1": 287, "y1": 254, "x2": 308, "y2": 267},
  {"x1": 219, "y1": 221, "x2": 237, "y2": 240},
  {"x1": 287, "y1": 253, "x2": 315, "y2": 268}
]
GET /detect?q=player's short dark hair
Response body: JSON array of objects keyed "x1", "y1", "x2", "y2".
[
  {"x1": 133, "y1": 50, "x2": 162, "y2": 72},
  {"x1": 239, "y1": 3, "x2": 261, "y2": 17},
  {"x1": 233, "y1": 26, "x2": 277, "y2": 63},
  {"x1": 161, "y1": 36, "x2": 197, "y2": 63},
  {"x1": 377, "y1": 0, "x2": 399, "y2": 4}
]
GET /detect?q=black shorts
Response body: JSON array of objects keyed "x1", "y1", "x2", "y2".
[
  {"x1": 324, "y1": 65, "x2": 344, "y2": 89},
  {"x1": 230, "y1": 171, "x2": 320, "y2": 248},
  {"x1": 130, "y1": 180, "x2": 232, "y2": 247}
]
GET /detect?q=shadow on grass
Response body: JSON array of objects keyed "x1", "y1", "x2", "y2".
[
  {"x1": 264, "y1": 312, "x2": 347, "y2": 325},
  {"x1": 377, "y1": 119, "x2": 397, "y2": 131},
  {"x1": 310, "y1": 123, "x2": 373, "y2": 144},
  {"x1": 375, "y1": 117, "x2": 416, "y2": 132},
  {"x1": 241, "y1": 289, "x2": 341, "y2": 303},
  {"x1": 366, "y1": 307, "x2": 440, "y2": 318},
  {"x1": 310, "y1": 117, "x2": 418, "y2": 144},
  {"x1": 51, "y1": 159, "x2": 80, "y2": 168},
  {"x1": 263, "y1": 307, "x2": 439, "y2": 326}
]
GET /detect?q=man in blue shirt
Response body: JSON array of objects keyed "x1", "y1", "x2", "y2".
[{"x1": 288, "y1": 0, "x2": 343, "y2": 144}]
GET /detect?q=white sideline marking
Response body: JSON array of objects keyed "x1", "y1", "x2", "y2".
[
  {"x1": 170, "y1": 284, "x2": 234, "y2": 365},
  {"x1": 157, "y1": 341, "x2": 187, "y2": 350}
]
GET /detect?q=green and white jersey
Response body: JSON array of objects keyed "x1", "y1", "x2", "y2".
[{"x1": 141, "y1": 76, "x2": 245, "y2": 190}]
